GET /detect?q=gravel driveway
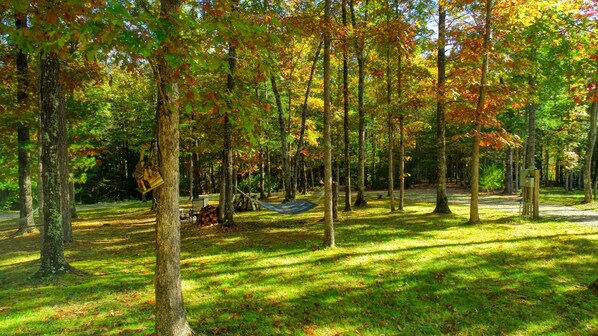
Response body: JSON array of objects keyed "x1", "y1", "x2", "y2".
[{"x1": 401, "y1": 188, "x2": 598, "y2": 228}]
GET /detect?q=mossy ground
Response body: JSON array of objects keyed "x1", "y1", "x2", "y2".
[{"x1": 0, "y1": 192, "x2": 597, "y2": 335}]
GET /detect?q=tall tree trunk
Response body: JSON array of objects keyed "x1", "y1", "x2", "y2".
[
  {"x1": 584, "y1": 93, "x2": 597, "y2": 203},
  {"x1": 15, "y1": 13, "x2": 35, "y2": 235},
  {"x1": 469, "y1": 0, "x2": 492, "y2": 225},
  {"x1": 351, "y1": 0, "x2": 368, "y2": 207},
  {"x1": 333, "y1": 161, "x2": 339, "y2": 220},
  {"x1": 342, "y1": 0, "x2": 352, "y2": 212},
  {"x1": 397, "y1": 51, "x2": 405, "y2": 211},
  {"x1": 526, "y1": 76, "x2": 537, "y2": 169},
  {"x1": 36, "y1": 51, "x2": 71, "y2": 277},
  {"x1": 259, "y1": 146, "x2": 266, "y2": 199},
  {"x1": 504, "y1": 146, "x2": 514, "y2": 194},
  {"x1": 266, "y1": 145, "x2": 272, "y2": 197},
  {"x1": 323, "y1": 0, "x2": 334, "y2": 247},
  {"x1": 208, "y1": 161, "x2": 215, "y2": 194},
  {"x1": 386, "y1": 46, "x2": 395, "y2": 212},
  {"x1": 188, "y1": 153, "x2": 194, "y2": 200},
  {"x1": 219, "y1": 161, "x2": 225, "y2": 220},
  {"x1": 434, "y1": 4, "x2": 451, "y2": 214},
  {"x1": 515, "y1": 147, "x2": 520, "y2": 191},
  {"x1": 293, "y1": 42, "x2": 322, "y2": 199},
  {"x1": 271, "y1": 76, "x2": 293, "y2": 202},
  {"x1": 223, "y1": 41, "x2": 236, "y2": 225},
  {"x1": 70, "y1": 178, "x2": 77, "y2": 220},
  {"x1": 154, "y1": 0, "x2": 193, "y2": 334}
]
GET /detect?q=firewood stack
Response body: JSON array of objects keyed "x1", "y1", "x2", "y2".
[
  {"x1": 196, "y1": 205, "x2": 219, "y2": 226},
  {"x1": 234, "y1": 193, "x2": 261, "y2": 212}
]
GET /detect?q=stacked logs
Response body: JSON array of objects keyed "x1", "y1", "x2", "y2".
[
  {"x1": 196, "y1": 205, "x2": 219, "y2": 226},
  {"x1": 234, "y1": 194, "x2": 261, "y2": 212}
]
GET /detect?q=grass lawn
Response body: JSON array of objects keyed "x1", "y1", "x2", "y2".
[
  {"x1": 0, "y1": 195, "x2": 597, "y2": 335},
  {"x1": 541, "y1": 187, "x2": 598, "y2": 210}
]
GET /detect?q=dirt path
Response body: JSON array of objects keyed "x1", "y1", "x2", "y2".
[{"x1": 401, "y1": 188, "x2": 598, "y2": 228}]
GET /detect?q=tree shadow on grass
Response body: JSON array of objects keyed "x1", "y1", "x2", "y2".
[{"x1": 184, "y1": 235, "x2": 598, "y2": 335}]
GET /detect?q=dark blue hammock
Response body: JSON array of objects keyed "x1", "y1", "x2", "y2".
[
  {"x1": 256, "y1": 199, "x2": 317, "y2": 215},
  {"x1": 237, "y1": 188, "x2": 317, "y2": 214}
]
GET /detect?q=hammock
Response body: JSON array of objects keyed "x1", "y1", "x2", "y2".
[{"x1": 236, "y1": 188, "x2": 317, "y2": 215}]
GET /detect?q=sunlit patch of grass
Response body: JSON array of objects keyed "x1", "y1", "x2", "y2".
[
  {"x1": 0, "y1": 194, "x2": 597, "y2": 335},
  {"x1": 541, "y1": 187, "x2": 598, "y2": 210}
]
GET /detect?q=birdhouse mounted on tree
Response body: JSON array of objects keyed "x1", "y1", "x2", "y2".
[{"x1": 133, "y1": 145, "x2": 164, "y2": 195}]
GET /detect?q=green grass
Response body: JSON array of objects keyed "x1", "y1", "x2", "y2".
[
  {"x1": 541, "y1": 187, "x2": 598, "y2": 210},
  {"x1": 0, "y1": 195, "x2": 597, "y2": 335}
]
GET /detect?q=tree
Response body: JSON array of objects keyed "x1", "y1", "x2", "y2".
[
  {"x1": 153, "y1": 0, "x2": 193, "y2": 334},
  {"x1": 341, "y1": 0, "x2": 352, "y2": 212},
  {"x1": 271, "y1": 76, "x2": 293, "y2": 202},
  {"x1": 584, "y1": 89, "x2": 597, "y2": 202},
  {"x1": 36, "y1": 50, "x2": 71, "y2": 277},
  {"x1": 14, "y1": 13, "x2": 35, "y2": 235},
  {"x1": 351, "y1": 0, "x2": 369, "y2": 207},
  {"x1": 433, "y1": 3, "x2": 451, "y2": 214},
  {"x1": 323, "y1": 0, "x2": 334, "y2": 247},
  {"x1": 469, "y1": 0, "x2": 493, "y2": 224}
]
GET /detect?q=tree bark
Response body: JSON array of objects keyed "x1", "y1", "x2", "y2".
[
  {"x1": 397, "y1": 51, "x2": 405, "y2": 211},
  {"x1": 15, "y1": 13, "x2": 35, "y2": 235},
  {"x1": 271, "y1": 76, "x2": 293, "y2": 202},
  {"x1": 504, "y1": 146, "x2": 514, "y2": 194},
  {"x1": 188, "y1": 153, "x2": 194, "y2": 200},
  {"x1": 351, "y1": 0, "x2": 368, "y2": 207},
  {"x1": 386, "y1": 46, "x2": 395, "y2": 212},
  {"x1": 266, "y1": 145, "x2": 272, "y2": 197},
  {"x1": 223, "y1": 41, "x2": 236, "y2": 226},
  {"x1": 584, "y1": 92, "x2": 597, "y2": 203},
  {"x1": 36, "y1": 51, "x2": 71, "y2": 277},
  {"x1": 323, "y1": 0, "x2": 335, "y2": 247},
  {"x1": 342, "y1": 0, "x2": 352, "y2": 212},
  {"x1": 259, "y1": 146, "x2": 266, "y2": 199},
  {"x1": 469, "y1": 0, "x2": 492, "y2": 224},
  {"x1": 526, "y1": 76, "x2": 537, "y2": 169},
  {"x1": 293, "y1": 42, "x2": 322, "y2": 199},
  {"x1": 434, "y1": 4, "x2": 451, "y2": 214},
  {"x1": 154, "y1": 0, "x2": 193, "y2": 334}
]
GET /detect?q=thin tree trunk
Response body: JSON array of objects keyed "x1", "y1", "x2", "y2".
[
  {"x1": 70, "y1": 179, "x2": 77, "y2": 220},
  {"x1": 515, "y1": 147, "x2": 520, "y2": 191},
  {"x1": 526, "y1": 76, "x2": 537, "y2": 169},
  {"x1": 15, "y1": 13, "x2": 35, "y2": 235},
  {"x1": 333, "y1": 161, "x2": 339, "y2": 220},
  {"x1": 584, "y1": 94, "x2": 597, "y2": 203},
  {"x1": 223, "y1": 40, "x2": 236, "y2": 225},
  {"x1": 342, "y1": 0, "x2": 352, "y2": 212},
  {"x1": 351, "y1": 0, "x2": 368, "y2": 207},
  {"x1": 153, "y1": 1, "x2": 193, "y2": 334},
  {"x1": 271, "y1": 76, "x2": 293, "y2": 202},
  {"x1": 188, "y1": 154, "x2": 194, "y2": 200},
  {"x1": 219, "y1": 161, "x2": 225, "y2": 219},
  {"x1": 397, "y1": 51, "x2": 405, "y2": 211},
  {"x1": 504, "y1": 146, "x2": 514, "y2": 194},
  {"x1": 259, "y1": 146, "x2": 266, "y2": 199},
  {"x1": 434, "y1": 4, "x2": 451, "y2": 214},
  {"x1": 266, "y1": 145, "x2": 272, "y2": 197},
  {"x1": 293, "y1": 41, "x2": 322, "y2": 199},
  {"x1": 209, "y1": 161, "x2": 215, "y2": 194},
  {"x1": 36, "y1": 51, "x2": 71, "y2": 277},
  {"x1": 469, "y1": 0, "x2": 493, "y2": 225},
  {"x1": 323, "y1": 0, "x2": 334, "y2": 246},
  {"x1": 387, "y1": 46, "x2": 395, "y2": 212}
]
